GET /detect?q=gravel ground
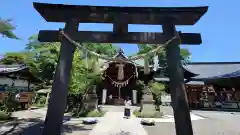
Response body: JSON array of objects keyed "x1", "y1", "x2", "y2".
[{"x1": 144, "y1": 110, "x2": 240, "y2": 135}]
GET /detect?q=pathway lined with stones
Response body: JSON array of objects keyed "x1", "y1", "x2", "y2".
[{"x1": 89, "y1": 110, "x2": 148, "y2": 135}]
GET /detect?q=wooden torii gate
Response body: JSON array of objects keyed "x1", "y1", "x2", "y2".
[{"x1": 33, "y1": 2, "x2": 208, "y2": 135}]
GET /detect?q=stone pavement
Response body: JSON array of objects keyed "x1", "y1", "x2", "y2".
[
  {"x1": 0, "y1": 110, "x2": 43, "y2": 135},
  {"x1": 144, "y1": 110, "x2": 240, "y2": 135},
  {"x1": 138, "y1": 113, "x2": 204, "y2": 123},
  {"x1": 0, "y1": 109, "x2": 94, "y2": 135},
  {"x1": 89, "y1": 110, "x2": 148, "y2": 135}
]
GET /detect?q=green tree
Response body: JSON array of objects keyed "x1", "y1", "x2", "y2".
[
  {"x1": 1, "y1": 33, "x2": 119, "y2": 92},
  {"x1": 0, "y1": 52, "x2": 26, "y2": 64},
  {"x1": 137, "y1": 44, "x2": 191, "y2": 67},
  {"x1": 149, "y1": 82, "x2": 166, "y2": 111},
  {"x1": 85, "y1": 43, "x2": 120, "y2": 58},
  {"x1": 0, "y1": 18, "x2": 19, "y2": 39},
  {"x1": 69, "y1": 43, "x2": 119, "y2": 94},
  {"x1": 24, "y1": 35, "x2": 61, "y2": 84},
  {"x1": 150, "y1": 82, "x2": 165, "y2": 96}
]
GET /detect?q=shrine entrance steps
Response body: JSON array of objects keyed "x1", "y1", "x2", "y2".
[{"x1": 89, "y1": 111, "x2": 148, "y2": 135}]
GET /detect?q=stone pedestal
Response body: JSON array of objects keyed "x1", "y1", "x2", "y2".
[
  {"x1": 85, "y1": 85, "x2": 98, "y2": 110},
  {"x1": 140, "y1": 88, "x2": 155, "y2": 112},
  {"x1": 142, "y1": 94, "x2": 154, "y2": 104},
  {"x1": 85, "y1": 93, "x2": 98, "y2": 110}
]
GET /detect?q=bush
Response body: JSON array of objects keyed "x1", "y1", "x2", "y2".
[
  {"x1": 38, "y1": 96, "x2": 47, "y2": 105},
  {"x1": 86, "y1": 110, "x2": 105, "y2": 117},
  {"x1": 0, "y1": 105, "x2": 7, "y2": 111},
  {"x1": 0, "y1": 111, "x2": 11, "y2": 121},
  {"x1": 73, "y1": 108, "x2": 105, "y2": 117},
  {"x1": 133, "y1": 111, "x2": 163, "y2": 118},
  {"x1": 5, "y1": 101, "x2": 18, "y2": 112},
  {"x1": 31, "y1": 103, "x2": 46, "y2": 108}
]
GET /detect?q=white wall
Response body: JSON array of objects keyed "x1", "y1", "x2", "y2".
[
  {"x1": 0, "y1": 77, "x2": 14, "y2": 86},
  {"x1": 0, "y1": 76, "x2": 33, "y2": 87}
]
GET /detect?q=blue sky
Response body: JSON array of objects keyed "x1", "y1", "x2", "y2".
[{"x1": 0, "y1": 0, "x2": 239, "y2": 62}]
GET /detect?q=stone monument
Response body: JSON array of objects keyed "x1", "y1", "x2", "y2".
[
  {"x1": 139, "y1": 87, "x2": 155, "y2": 112},
  {"x1": 85, "y1": 85, "x2": 98, "y2": 111}
]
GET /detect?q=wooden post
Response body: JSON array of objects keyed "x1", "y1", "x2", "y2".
[
  {"x1": 42, "y1": 19, "x2": 78, "y2": 135},
  {"x1": 118, "y1": 87, "x2": 121, "y2": 99},
  {"x1": 162, "y1": 20, "x2": 194, "y2": 135}
]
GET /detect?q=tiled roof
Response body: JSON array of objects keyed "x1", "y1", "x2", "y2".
[
  {"x1": 186, "y1": 81, "x2": 204, "y2": 85},
  {"x1": 153, "y1": 78, "x2": 205, "y2": 85},
  {"x1": 0, "y1": 64, "x2": 28, "y2": 73},
  {"x1": 207, "y1": 70, "x2": 240, "y2": 80},
  {"x1": 184, "y1": 62, "x2": 240, "y2": 80}
]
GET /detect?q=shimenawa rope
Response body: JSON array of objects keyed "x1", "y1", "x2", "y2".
[{"x1": 58, "y1": 29, "x2": 180, "y2": 62}]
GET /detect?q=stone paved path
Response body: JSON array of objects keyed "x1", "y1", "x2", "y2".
[{"x1": 89, "y1": 110, "x2": 148, "y2": 135}]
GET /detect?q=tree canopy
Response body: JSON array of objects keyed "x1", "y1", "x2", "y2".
[
  {"x1": 137, "y1": 44, "x2": 191, "y2": 67},
  {"x1": 0, "y1": 18, "x2": 19, "y2": 39},
  {"x1": 0, "y1": 33, "x2": 191, "y2": 96},
  {"x1": 0, "y1": 34, "x2": 119, "y2": 94}
]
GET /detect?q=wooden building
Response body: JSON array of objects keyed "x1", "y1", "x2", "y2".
[
  {"x1": 97, "y1": 49, "x2": 199, "y2": 105},
  {"x1": 0, "y1": 64, "x2": 40, "y2": 108},
  {"x1": 97, "y1": 49, "x2": 142, "y2": 105},
  {"x1": 154, "y1": 62, "x2": 240, "y2": 109}
]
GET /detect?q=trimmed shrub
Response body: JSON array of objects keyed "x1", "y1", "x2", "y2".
[
  {"x1": 0, "y1": 111, "x2": 10, "y2": 121},
  {"x1": 133, "y1": 111, "x2": 163, "y2": 118}
]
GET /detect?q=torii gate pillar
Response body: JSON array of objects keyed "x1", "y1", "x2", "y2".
[
  {"x1": 42, "y1": 20, "x2": 78, "y2": 135},
  {"x1": 163, "y1": 19, "x2": 193, "y2": 135}
]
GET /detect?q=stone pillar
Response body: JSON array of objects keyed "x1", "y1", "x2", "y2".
[
  {"x1": 86, "y1": 85, "x2": 98, "y2": 110},
  {"x1": 102, "y1": 89, "x2": 107, "y2": 104},
  {"x1": 132, "y1": 90, "x2": 137, "y2": 105},
  {"x1": 141, "y1": 88, "x2": 155, "y2": 112}
]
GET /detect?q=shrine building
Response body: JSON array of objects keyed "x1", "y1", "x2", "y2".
[
  {"x1": 96, "y1": 49, "x2": 198, "y2": 105},
  {"x1": 97, "y1": 49, "x2": 240, "y2": 109}
]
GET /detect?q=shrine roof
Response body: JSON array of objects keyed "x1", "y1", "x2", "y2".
[
  {"x1": 33, "y1": 2, "x2": 208, "y2": 25},
  {"x1": 205, "y1": 70, "x2": 240, "y2": 80},
  {"x1": 0, "y1": 64, "x2": 41, "y2": 82},
  {"x1": 185, "y1": 62, "x2": 240, "y2": 80},
  {"x1": 186, "y1": 81, "x2": 204, "y2": 85},
  {"x1": 0, "y1": 64, "x2": 28, "y2": 73},
  {"x1": 153, "y1": 78, "x2": 204, "y2": 85},
  {"x1": 113, "y1": 48, "x2": 129, "y2": 60}
]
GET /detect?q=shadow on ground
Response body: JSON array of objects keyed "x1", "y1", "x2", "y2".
[
  {"x1": 62, "y1": 123, "x2": 94, "y2": 135},
  {"x1": 0, "y1": 117, "x2": 94, "y2": 135},
  {"x1": 0, "y1": 118, "x2": 43, "y2": 135}
]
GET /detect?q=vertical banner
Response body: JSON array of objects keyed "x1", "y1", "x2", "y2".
[
  {"x1": 102, "y1": 89, "x2": 107, "y2": 104},
  {"x1": 132, "y1": 90, "x2": 137, "y2": 104}
]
